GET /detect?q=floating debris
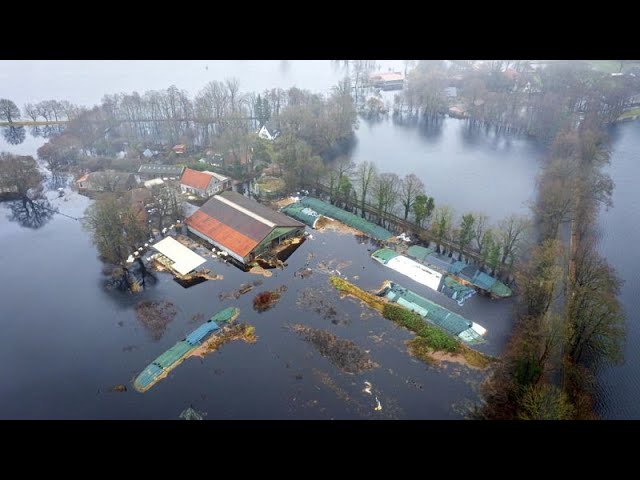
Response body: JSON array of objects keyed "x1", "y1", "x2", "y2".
[
  {"x1": 297, "y1": 288, "x2": 343, "y2": 323},
  {"x1": 173, "y1": 269, "x2": 223, "y2": 288},
  {"x1": 218, "y1": 283, "x2": 255, "y2": 301},
  {"x1": 110, "y1": 385, "x2": 127, "y2": 393},
  {"x1": 122, "y1": 345, "x2": 138, "y2": 352},
  {"x1": 363, "y1": 381, "x2": 372, "y2": 395},
  {"x1": 291, "y1": 324, "x2": 377, "y2": 374},
  {"x1": 253, "y1": 285, "x2": 288, "y2": 312},
  {"x1": 179, "y1": 406, "x2": 206, "y2": 420},
  {"x1": 249, "y1": 265, "x2": 273, "y2": 277},
  {"x1": 134, "y1": 300, "x2": 178, "y2": 341},
  {"x1": 295, "y1": 267, "x2": 313, "y2": 279}
]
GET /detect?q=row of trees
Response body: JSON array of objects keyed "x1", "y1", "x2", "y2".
[
  {"x1": 69, "y1": 80, "x2": 357, "y2": 161},
  {"x1": 23, "y1": 100, "x2": 82, "y2": 122},
  {"x1": 271, "y1": 145, "x2": 529, "y2": 277},
  {"x1": 0, "y1": 98, "x2": 83, "y2": 124},
  {"x1": 479, "y1": 126, "x2": 625, "y2": 419}
]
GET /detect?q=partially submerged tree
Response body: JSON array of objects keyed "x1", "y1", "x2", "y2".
[
  {"x1": 84, "y1": 194, "x2": 148, "y2": 265},
  {"x1": 566, "y1": 245, "x2": 625, "y2": 366},
  {"x1": 0, "y1": 153, "x2": 43, "y2": 202}
]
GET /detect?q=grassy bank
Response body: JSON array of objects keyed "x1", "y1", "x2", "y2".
[
  {"x1": 617, "y1": 107, "x2": 640, "y2": 121},
  {"x1": 329, "y1": 276, "x2": 492, "y2": 369},
  {"x1": 0, "y1": 120, "x2": 68, "y2": 127}
]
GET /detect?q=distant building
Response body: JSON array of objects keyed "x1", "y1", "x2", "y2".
[
  {"x1": 138, "y1": 164, "x2": 185, "y2": 180},
  {"x1": 144, "y1": 178, "x2": 165, "y2": 189},
  {"x1": 180, "y1": 168, "x2": 230, "y2": 197},
  {"x1": 185, "y1": 190, "x2": 305, "y2": 264},
  {"x1": 369, "y1": 72, "x2": 405, "y2": 91},
  {"x1": 76, "y1": 171, "x2": 137, "y2": 193},
  {"x1": 172, "y1": 144, "x2": 187, "y2": 154},
  {"x1": 258, "y1": 125, "x2": 275, "y2": 141},
  {"x1": 448, "y1": 106, "x2": 467, "y2": 119},
  {"x1": 142, "y1": 149, "x2": 154, "y2": 158}
]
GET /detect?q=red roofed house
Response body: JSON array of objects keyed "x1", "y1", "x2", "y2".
[
  {"x1": 185, "y1": 190, "x2": 304, "y2": 264},
  {"x1": 180, "y1": 168, "x2": 230, "y2": 198},
  {"x1": 172, "y1": 144, "x2": 187, "y2": 154}
]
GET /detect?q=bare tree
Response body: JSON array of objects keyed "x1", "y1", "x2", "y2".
[
  {"x1": 23, "y1": 103, "x2": 40, "y2": 122},
  {"x1": 474, "y1": 212, "x2": 490, "y2": 253},
  {"x1": 566, "y1": 245, "x2": 625, "y2": 365},
  {"x1": 400, "y1": 173, "x2": 425, "y2": 220},
  {"x1": 354, "y1": 161, "x2": 378, "y2": 218},
  {"x1": 498, "y1": 214, "x2": 531, "y2": 266},
  {"x1": 431, "y1": 205, "x2": 454, "y2": 254},
  {"x1": 372, "y1": 172, "x2": 401, "y2": 226}
]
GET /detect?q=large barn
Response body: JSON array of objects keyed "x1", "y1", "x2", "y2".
[{"x1": 185, "y1": 191, "x2": 304, "y2": 264}]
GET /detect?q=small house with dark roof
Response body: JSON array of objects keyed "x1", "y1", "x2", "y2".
[
  {"x1": 138, "y1": 164, "x2": 185, "y2": 180},
  {"x1": 180, "y1": 168, "x2": 230, "y2": 197},
  {"x1": 185, "y1": 190, "x2": 305, "y2": 264}
]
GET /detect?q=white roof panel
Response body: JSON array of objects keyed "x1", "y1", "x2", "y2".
[{"x1": 152, "y1": 237, "x2": 206, "y2": 275}]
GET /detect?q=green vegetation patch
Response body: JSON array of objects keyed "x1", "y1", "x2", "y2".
[
  {"x1": 618, "y1": 107, "x2": 640, "y2": 121},
  {"x1": 329, "y1": 276, "x2": 492, "y2": 368}
]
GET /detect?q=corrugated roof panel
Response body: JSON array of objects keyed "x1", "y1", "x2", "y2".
[
  {"x1": 134, "y1": 363, "x2": 164, "y2": 391},
  {"x1": 199, "y1": 198, "x2": 272, "y2": 242},
  {"x1": 211, "y1": 307, "x2": 239, "y2": 326},
  {"x1": 186, "y1": 211, "x2": 259, "y2": 258},
  {"x1": 185, "y1": 321, "x2": 219, "y2": 346},
  {"x1": 154, "y1": 341, "x2": 193, "y2": 369},
  {"x1": 218, "y1": 191, "x2": 303, "y2": 228},
  {"x1": 152, "y1": 237, "x2": 207, "y2": 276}
]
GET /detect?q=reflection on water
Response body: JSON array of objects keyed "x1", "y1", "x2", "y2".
[
  {"x1": 349, "y1": 116, "x2": 543, "y2": 222},
  {"x1": 1, "y1": 126, "x2": 26, "y2": 145},
  {"x1": 6, "y1": 197, "x2": 54, "y2": 229}
]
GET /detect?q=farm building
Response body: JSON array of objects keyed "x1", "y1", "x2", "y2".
[{"x1": 185, "y1": 191, "x2": 304, "y2": 264}]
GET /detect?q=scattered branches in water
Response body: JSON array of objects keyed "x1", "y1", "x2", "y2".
[
  {"x1": 134, "y1": 300, "x2": 178, "y2": 341},
  {"x1": 190, "y1": 323, "x2": 257, "y2": 357},
  {"x1": 290, "y1": 324, "x2": 377, "y2": 374}
]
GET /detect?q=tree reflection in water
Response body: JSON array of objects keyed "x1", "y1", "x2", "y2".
[
  {"x1": 7, "y1": 197, "x2": 55, "y2": 229},
  {"x1": 1, "y1": 126, "x2": 26, "y2": 145}
]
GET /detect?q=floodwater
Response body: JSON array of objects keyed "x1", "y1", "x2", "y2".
[
  {"x1": 594, "y1": 121, "x2": 640, "y2": 419},
  {"x1": 0, "y1": 183, "x2": 515, "y2": 419},
  {"x1": 1, "y1": 60, "x2": 631, "y2": 419},
  {"x1": 351, "y1": 115, "x2": 544, "y2": 222}
]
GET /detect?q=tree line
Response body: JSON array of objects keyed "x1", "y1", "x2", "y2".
[
  {"x1": 279, "y1": 150, "x2": 530, "y2": 280},
  {"x1": 393, "y1": 60, "x2": 640, "y2": 142},
  {"x1": 478, "y1": 124, "x2": 625, "y2": 420}
]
